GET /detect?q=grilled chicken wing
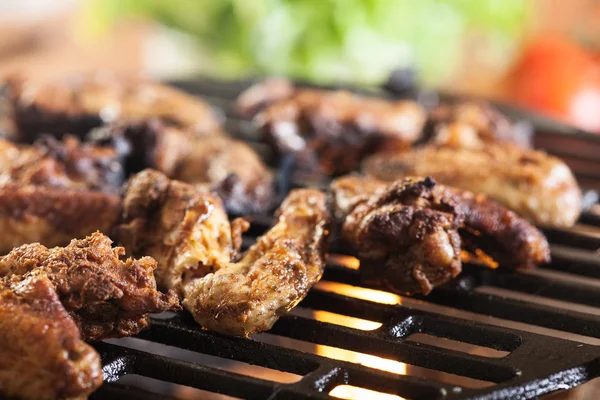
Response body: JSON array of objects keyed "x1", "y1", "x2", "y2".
[
  {"x1": 6, "y1": 73, "x2": 223, "y2": 142},
  {"x1": 331, "y1": 175, "x2": 550, "y2": 294},
  {"x1": 116, "y1": 169, "x2": 245, "y2": 297},
  {"x1": 238, "y1": 78, "x2": 426, "y2": 175},
  {"x1": 0, "y1": 232, "x2": 180, "y2": 340},
  {"x1": 425, "y1": 101, "x2": 531, "y2": 149},
  {"x1": 0, "y1": 137, "x2": 122, "y2": 253},
  {"x1": 331, "y1": 175, "x2": 462, "y2": 295},
  {"x1": 117, "y1": 170, "x2": 330, "y2": 336},
  {"x1": 0, "y1": 275, "x2": 103, "y2": 400},
  {"x1": 183, "y1": 188, "x2": 330, "y2": 336},
  {"x1": 363, "y1": 144, "x2": 582, "y2": 228}
]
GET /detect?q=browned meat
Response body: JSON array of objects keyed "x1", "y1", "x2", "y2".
[
  {"x1": 6, "y1": 73, "x2": 223, "y2": 142},
  {"x1": 90, "y1": 121, "x2": 275, "y2": 214},
  {"x1": 451, "y1": 190, "x2": 551, "y2": 270},
  {"x1": 116, "y1": 170, "x2": 326, "y2": 336},
  {"x1": 363, "y1": 144, "x2": 582, "y2": 228},
  {"x1": 0, "y1": 275, "x2": 103, "y2": 400},
  {"x1": 0, "y1": 232, "x2": 180, "y2": 340},
  {"x1": 183, "y1": 188, "x2": 330, "y2": 336},
  {"x1": 331, "y1": 175, "x2": 462, "y2": 295},
  {"x1": 0, "y1": 137, "x2": 122, "y2": 253},
  {"x1": 331, "y1": 175, "x2": 550, "y2": 293},
  {"x1": 237, "y1": 78, "x2": 427, "y2": 175},
  {"x1": 172, "y1": 134, "x2": 274, "y2": 215},
  {"x1": 426, "y1": 101, "x2": 531, "y2": 149},
  {"x1": 115, "y1": 169, "x2": 243, "y2": 297}
]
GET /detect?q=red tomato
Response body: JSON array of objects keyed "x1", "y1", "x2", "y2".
[{"x1": 508, "y1": 36, "x2": 600, "y2": 132}]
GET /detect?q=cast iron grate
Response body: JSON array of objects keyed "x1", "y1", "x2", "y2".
[{"x1": 90, "y1": 79, "x2": 600, "y2": 400}]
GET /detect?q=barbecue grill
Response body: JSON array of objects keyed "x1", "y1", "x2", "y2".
[{"x1": 90, "y1": 79, "x2": 600, "y2": 400}]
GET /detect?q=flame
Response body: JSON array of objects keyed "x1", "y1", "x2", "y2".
[
  {"x1": 315, "y1": 281, "x2": 402, "y2": 305},
  {"x1": 330, "y1": 386, "x2": 405, "y2": 400},
  {"x1": 314, "y1": 281, "x2": 407, "y2": 400},
  {"x1": 461, "y1": 249, "x2": 499, "y2": 269}
]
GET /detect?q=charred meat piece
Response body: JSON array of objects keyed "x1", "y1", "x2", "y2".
[
  {"x1": 0, "y1": 232, "x2": 180, "y2": 340},
  {"x1": 331, "y1": 175, "x2": 550, "y2": 293},
  {"x1": 5, "y1": 73, "x2": 223, "y2": 142},
  {"x1": 237, "y1": 78, "x2": 427, "y2": 175},
  {"x1": 0, "y1": 275, "x2": 103, "y2": 400},
  {"x1": 90, "y1": 121, "x2": 275, "y2": 214},
  {"x1": 0, "y1": 137, "x2": 122, "y2": 253},
  {"x1": 184, "y1": 188, "x2": 330, "y2": 336},
  {"x1": 425, "y1": 101, "x2": 531, "y2": 149},
  {"x1": 363, "y1": 144, "x2": 582, "y2": 228},
  {"x1": 116, "y1": 169, "x2": 245, "y2": 297},
  {"x1": 331, "y1": 175, "x2": 462, "y2": 295}
]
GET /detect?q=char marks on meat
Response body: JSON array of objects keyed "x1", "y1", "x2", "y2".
[
  {"x1": 0, "y1": 137, "x2": 122, "y2": 253},
  {"x1": 331, "y1": 175, "x2": 462, "y2": 295},
  {"x1": 331, "y1": 174, "x2": 550, "y2": 293},
  {"x1": 238, "y1": 78, "x2": 427, "y2": 175}
]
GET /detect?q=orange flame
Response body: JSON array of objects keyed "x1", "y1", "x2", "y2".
[{"x1": 314, "y1": 280, "x2": 407, "y2": 400}]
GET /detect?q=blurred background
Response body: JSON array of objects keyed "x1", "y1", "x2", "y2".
[{"x1": 1, "y1": 0, "x2": 600, "y2": 132}]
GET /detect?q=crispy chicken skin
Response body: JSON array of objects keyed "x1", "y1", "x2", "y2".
[
  {"x1": 0, "y1": 232, "x2": 180, "y2": 340},
  {"x1": 89, "y1": 120, "x2": 275, "y2": 214},
  {"x1": 426, "y1": 101, "x2": 531, "y2": 149},
  {"x1": 363, "y1": 144, "x2": 582, "y2": 228},
  {"x1": 331, "y1": 175, "x2": 462, "y2": 295},
  {"x1": 6, "y1": 73, "x2": 223, "y2": 142},
  {"x1": 0, "y1": 275, "x2": 103, "y2": 400},
  {"x1": 0, "y1": 137, "x2": 122, "y2": 253},
  {"x1": 237, "y1": 78, "x2": 427, "y2": 175},
  {"x1": 331, "y1": 175, "x2": 550, "y2": 293},
  {"x1": 183, "y1": 188, "x2": 331, "y2": 336},
  {"x1": 115, "y1": 169, "x2": 246, "y2": 297}
]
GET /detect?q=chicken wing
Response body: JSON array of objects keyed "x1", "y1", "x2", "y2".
[
  {"x1": 0, "y1": 137, "x2": 122, "y2": 253},
  {"x1": 425, "y1": 101, "x2": 531, "y2": 149},
  {"x1": 0, "y1": 275, "x2": 103, "y2": 400},
  {"x1": 363, "y1": 144, "x2": 582, "y2": 228},
  {"x1": 0, "y1": 232, "x2": 180, "y2": 340},
  {"x1": 237, "y1": 78, "x2": 426, "y2": 175},
  {"x1": 116, "y1": 170, "x2": 330, "y2": 336},
  {"x1": 6, "y1": 73, "x2": 223, "y2": 142},
  {"x1": 331, "y1": 175, "x2": 462, "y2": 295},
  {"x1": 331, "y1": 175, "x2": 550, "y2": 294},
  {"x1": 115, "y1": 169, "x2": 244, "y2": 297},
  {"x1": 183, "y1": 188, "x2": 330, "y2": 336},
  {"x1": 91, "y1": 121, "x2": 275, "y2": 214}
]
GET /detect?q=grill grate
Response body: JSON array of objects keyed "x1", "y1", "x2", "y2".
[{"x1": 90, "y1": 79, "x2": 600, "y2": 400}]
